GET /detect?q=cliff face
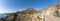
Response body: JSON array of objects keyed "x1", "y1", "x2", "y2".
[
  {"x1": 16, "y1": 14, "x2": 41, "y2": 21},
  {"x1": 44, "y1": 2, "x2": 60, "y2": 17},
  {"x1": 1, "y1": 2, "x2": 60, "y2": 21}
]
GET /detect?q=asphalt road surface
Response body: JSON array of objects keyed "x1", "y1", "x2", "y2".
[{"x1": 45, "y1": 15, "x2": 60, "y2": 21}]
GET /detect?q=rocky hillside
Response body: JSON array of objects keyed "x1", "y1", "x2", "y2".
[{"x1": 0, "y1": 2, "x2": 60, "y2": 21}]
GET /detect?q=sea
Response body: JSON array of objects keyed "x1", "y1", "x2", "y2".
[{"x1": 0, "y1": 13, "x2": 7, "y2": 18}]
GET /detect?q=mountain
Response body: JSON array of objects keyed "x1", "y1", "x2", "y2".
[{"x1": 21, "y1": 8, "x2": 37, "y2": 14}]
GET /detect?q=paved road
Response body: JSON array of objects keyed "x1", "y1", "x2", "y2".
[{"x1": 45, "y1": 15, "x2": 60, "y2": 21}]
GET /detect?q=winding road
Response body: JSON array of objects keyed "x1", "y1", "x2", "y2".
[{"x1": 45, "y1": 15, "x2": 60, "y2": 21}]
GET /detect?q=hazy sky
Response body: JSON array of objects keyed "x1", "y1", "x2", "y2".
[{"x1": 0, "y1": 0, "x2": 60, "y2": 13}]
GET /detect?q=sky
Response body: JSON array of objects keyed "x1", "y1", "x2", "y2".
[{"x1": 0, "y1": 0, "x2": 60, "y2": 13}]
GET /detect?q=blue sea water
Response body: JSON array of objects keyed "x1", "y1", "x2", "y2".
[{"x1": 0, "y1": 13, "x2": 7, "y2": 18}]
